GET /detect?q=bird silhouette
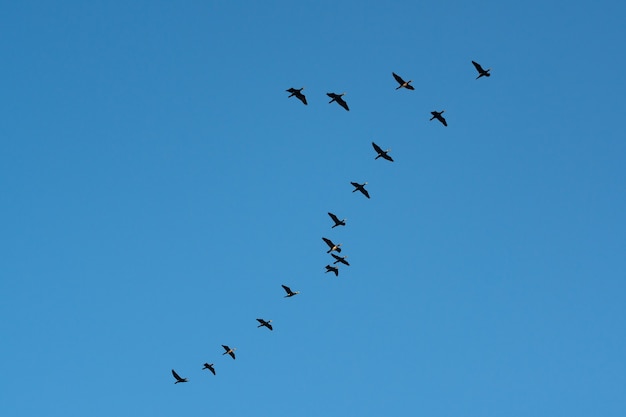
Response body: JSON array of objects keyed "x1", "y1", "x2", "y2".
[
  {"x1": 430, "y1": 110, "x2": 447, "y2": 126},
  {"x1": 222, "y1": 345, "x2": 236, "y2": 359},
  {"x1": 322, "y1": 237, "x2": 342, "y2": 253},
  {"x1": 325, "y1": 264, "x2": 339, "y2": 276},
  {"x1": 281, "y1": 284, "x2": 300, "y2": 297},
  {"x1": 171, "y1": 369, "x2": 188, "y2": 384},
  {"x1": 256, "y1": 318, "x2": 273, "y2": 331},
  {"x1": 372, "y1": 142, "x2": 394, "y2": 162},
  {"x1": 472, "y1": 61, "x2": 491, "y2": 79},
  {"x1": 392, "y1": 72, "x2": 414, "y2": 90},
  {"x1": 328, "y1": 212, "x2": 346, "y2": 228},
  {"x1": 327, "y1": 92, "x2": 349, "y2": 111},
  {"x1": 351, "y1": 182, "x2": 370, "y2": 198},
  {"x1": 202, "y1": 363, "x2": 216, "y2": 375},
  {"x1": 286, "y1": 87, "x2": 307, "y2": 105},
  {"x1": 331, "y1": 253, "x2": 350, "y2": 266}
]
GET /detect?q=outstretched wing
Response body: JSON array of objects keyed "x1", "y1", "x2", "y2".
[
  {"x1": 222, "y1": 344, "x2": 230, "y2": 352},
  {"x1": 336, "y1": 97, "x2": 349, "y2": 111},
  {"x1": 361, "y1": 188, "x2": 370, "y2": 199},
  {"x1": 472, "y1": 61, "x2": 485, "y2": 73},
  {"x1": 281, "y1": 284, "x2": 292, "y2": 294},
  {"x1": 297, "y1": 93, "x2": 307, "y2": 105},
  {"x1": 392, "y1": 72, "x2": 405, "y2": 85},
  {"x1": 172, "y1": 369, "x2": 183, "y2": 381},
  {"x1": 286, "y1": 88, "x2": 297, "y2": 94},
  {"x1": 322, "y1": 237, "x2": 334, "y2": 248},
  {"x1": 440, "y1": 116, "x2": 448, "y2": 127},
  {"x1": 229, "y1": 350, "x2": 236, "y2": 359},
  {"x1": 208, "y1": 365, "x2": 215, "y2": 375},
  {"x1": 372, "y1": 142, "x2": 384, "y2": 154},
  {"x1": 328, "y1": 212, "x2": 340, "y2": 223}
]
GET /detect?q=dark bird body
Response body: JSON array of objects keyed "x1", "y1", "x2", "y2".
[
  {"x1": 351, "y1": 182, "x2": 370, "y2": 198},
  {"x1": 172, "y1": 369, "x2": 188, "y2": 384},
  {"x1": 328, "y1": 212, "x2": 346, "y2": 228},
  {"x1": 322, "y1": 237, "x2": 342, "y2": 253},
  {"x1": 430, "y1": 111, "x2": 447, "y2": 126},
  {"x1": 392, "y1": 72, "x2": 414, "y2": 90},
  {"x1": 286, "y1": 87, "x2": 307, "y2": 105},
  {"x1": 327, "y1": 92, "x2": 349, "y2": 111},
  {"x1": 472, "y1": 61, "x2": 491, "y2": 79},
  {"x1": 331, "y1": 253, "x2": 350, "y2": 266},
  {"x1": 222, "y1": 345, "x2": 236, "y2": 359},
  {"x1": 202, "y1": 363, "x2": 216, "y2": 375},
  {"x1": 282, "y1": 284, "x2": 300, "y2": 297},
  {"x1": 372, "y1": 142, "x2": 393, "y2": 162},
  {"x1": 325, "y1": 264, "x2": 339, "y2": 276},
  {"x1": 256, "y1": 318, "x2": 273, "y2": 331}
]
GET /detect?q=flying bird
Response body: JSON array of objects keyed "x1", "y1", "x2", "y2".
[
  {"x1": 372, "y1": 142, "x2": 394, "y2": 162},
  {"x1": 430, "y1": 110, "x2": 447, "y2": 127},
  {"x1": 322, "y1": 237, "x2": 342, "y2": 253},
  {"x1": 472, "y1": 61, "x2": 491, "y2": 79},
  {"x1": 327, "y1": 92, "x2": 349, "y2": 111},
  {"x1": 256, "y1": 318, "x2": 273, "y2": 331},
  {"x1": 202, "y1": 363, "x2": 216, "y2": 375},
  {"x1": 222, "y1": 345, "x2": 236, "y2": 359},
  {"x1": 281, "y1": 284, "x2": 300, "y2": 297},
  {"x1": 392, "y1": 72, "x2": 414, "y2": 90},
  {"x1": 286, "y1": 87, "x2": 307, "y2": 105},
  {"x1": 171, "y1": 369, "x2": 188, "y2": 384},
  {"x1": 325, "y1": 264, "x2": 339, "y2": 276},
  {"x1": 331, "y1": 253, "x2": 350, "y2": 266},
  {"x1": 351, "y1": 182, "x2": 370, "y2": 199},
  {"x1": 328, "y1": 212, "x2": 346, "y2": 228}
]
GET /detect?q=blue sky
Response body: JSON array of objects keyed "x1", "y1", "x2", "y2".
[{"x1": 1, "y1": 1, "x2": 625, "y2": 416}]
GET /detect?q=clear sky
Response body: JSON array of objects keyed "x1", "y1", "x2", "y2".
[{"x1": 1, "y1": 1, "x2": 625, "y2": 416}]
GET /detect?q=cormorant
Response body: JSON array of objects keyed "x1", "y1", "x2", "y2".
[
  {"x1": 256, "y1": 318, "x2": 273, "y2": 331},
  {"x1": 430, "y1": 111, "x2": 447, "y2": 126},
  {"x1": 222, "y1": 345, "x2": 236, "y2": 359},
  {"x1": 328, "y1": 212, "x2": 346, "y2": 228},
  {"x1": 322, "y1": 237, "x2": 342, "y2": 253},
  {"x1": 472, "y1": 61, "x2": 491, "y2": 79},
  {"x1": 172, "y1": 369, "x2": 188, "y2": 384},
  {"x1": 286, "y1": 87, "x2": 307, "y2": 105},
  {"x1": 372, "y1": 142, "x2": 394, "y2": 162},
  {"x1": 281, "y1": 284, "x2": 300, "y2": 297},
  {"x1": 202, "y1": 363, "x2": 216, "y2": 375},
  {"x1": 327, "y1": 92, "x2": 349, "y2": 111},
  {"x1": 392, "y1": 72, "x2": 414, "y2": 90},
  {"x1": 351, "y1": 182, "x2": 370, "y2": 198}
]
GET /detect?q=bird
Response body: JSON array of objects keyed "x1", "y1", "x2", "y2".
[
  {"x1": 331, "y1": 253, "x2": 350, "y2": 266},
  {"x1": 328, "y1": 212, "x2": 346, "y2": 228},
  {"x1": 372, "y1": 142, "x2": 394, "y2": 162},
  {"x1": 471, "y1": 61, "x2": 491, "y2": 79},
  {"x1": 325, "y1": 264, "x2": 339, "y2": 276},
  {"x1": 202, "y1": 363, "x2": 216, "y2": 375},
  {"x1": 222, "y1": 345, "x2": 236, "y2": 359},
  {"x1": 322, "y1": 237, "x2": 342, "y2": 253},
  {"x1": 351, "y1": 182, "x2": 370, "y2": 199},
  {"x1": 392, "y1": 72, "x2": 414, "y2": 90},
  {"x1": 286, "y1": 87, "x2": 307, "y2": 105},
  {"x1": 256, "y1": 318, "x2": 273, "y2": 331},
  {"x1": 281, "y1": 284, "x2": 300, "y2": 297},
  {"x1": 430, "y1": 110, "x2": 447, "y2": 126},
  {"x1": 327, "y1": 92, "x2": 349, "y2": 111},
  {"x1": 171, "y1": 369, "x2": 188, "y2": 384}
]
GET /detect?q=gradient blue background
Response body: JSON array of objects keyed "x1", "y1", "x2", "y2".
[{"x1": 1, "y1": 1, "x2": 625, "y2": 416}]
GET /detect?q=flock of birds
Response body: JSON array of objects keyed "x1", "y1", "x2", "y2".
[{"x1": 170, "y1": 60, "x2": 491, "y2": 384}]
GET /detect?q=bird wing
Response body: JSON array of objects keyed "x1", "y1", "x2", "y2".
[
  {"x1": 208, "y1": 366, "x2": 215, "y2": 375},
  {"x1": 440, "y1": 116, "x2": 448, "y2": 127},
  {"x1": 328, "y1": 212, "x2": 340, "y2": 223},
  {"x1": 297, "y1": 93, "x2": 307, "y2": 105},
  {"x1": 472, "y1": 61, "x2": 484, "y2": 73},
  {"x1": 267, "y1": 323, "x2": 273, "y2": 331},
  {"x1": 229, "y1": 351, "x2": 236, "y2": 359},
  {"x1": 392, "y1": 72, "x2": 405, "y2": 85},
  {"x1": 286, "y1": 88, "x2": 296, "y2": 93},
  {"x1": 372, "y1": 142, "x2": 384, "y2": 154},
  {"x1": 222, "y1": 344, "x2": 230, "y2": 352},
  {"x1": 331, "y1": 253, "x2": 341, "y2": 261},
  {"x1": 405, "y1": 84, "x2": 415, "y2": 90},
  {"x1": 336, "y1": 97, "x2": 349, "y2": 111},
  {"x1": 383, "y1": 153, "x2": 394, "y2": 162},
  {"x1": 322, "y1": 237, "x2": 334, "y2": 248},
  {"x1": 350, "y1": 182, "x2": 360, "y2": 189},
  {"x1": 172, "y1": 369, "x2": 183, "y2": 381},
  {"x1": 361, "y1": 188, "x2": 370, "y2": 199},
  {"x1": 281, "y1": 284, "x2": 292, "y2": 294},
  {"x1": 326, "y1": 92, "x2": 336, "y2": 99}
]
